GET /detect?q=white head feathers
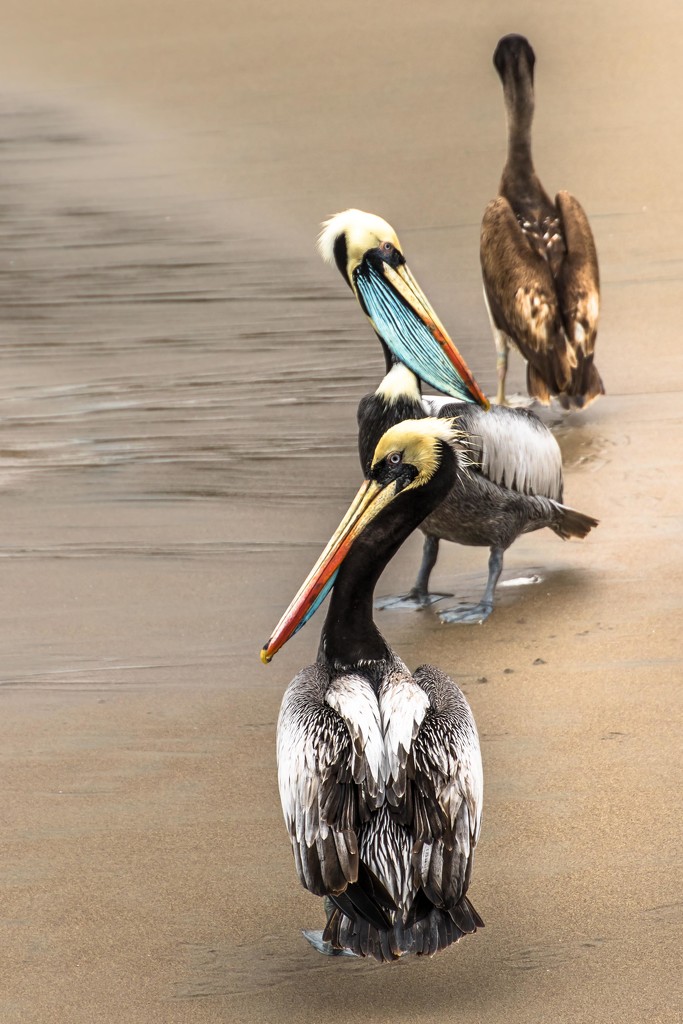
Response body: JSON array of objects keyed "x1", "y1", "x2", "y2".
[{"x1": 317, "y1": 209, "x2": 402, "y2": 276}]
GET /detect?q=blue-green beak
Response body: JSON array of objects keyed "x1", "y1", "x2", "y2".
[{"x1": 354, "y1": 259, "x2": 489, "y2": 408}]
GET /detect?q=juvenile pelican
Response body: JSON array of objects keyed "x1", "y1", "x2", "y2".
[
  {"x1": 481, "y1": 33, "x2": 604, "y2": 409},
  {"x1": 262, "y1": 419, "x2": 483, "y2": 961},
  {"x1": 319, "y1": 209, "x2": 598, "y2": 623}
]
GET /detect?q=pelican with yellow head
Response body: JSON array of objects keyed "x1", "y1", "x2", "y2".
[
  {"x1": 319, "y1": 209, "x2": 598, "y2": 623},
  {"x1": 262, "y1": 418, "x2": 484, "y2": 962}
]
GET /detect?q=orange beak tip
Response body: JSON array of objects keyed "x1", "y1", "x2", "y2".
[{"x1": 260, "y1": 646, "x2": 272, "y2": 665}]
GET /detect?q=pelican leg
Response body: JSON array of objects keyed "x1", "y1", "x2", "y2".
[
  {"x1": 302, "y1": 898, "x2": 360, "y2": 957},
  {"x1": 375, "y1": 536, "x2": 452, "y2": 611},
  {"x1": 301, "y1": 930, "x2": 359, "y2": 957},
  {"x1": 438, "y1": 546, "x2": 504, "y2": 625},
  {"x1": 494, "y1": 332, "x2": 509, "y2": 407},
  {"x1": 410, "y1": 535, "x2": 453, "y2": 604},
  {"x1": 483, "y1": 286, "x2": 511, "y2": 407}
]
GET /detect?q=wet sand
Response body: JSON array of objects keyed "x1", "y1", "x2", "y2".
[{"x1": 0, "y1": 4, "x2": 681, "y2": 1022}]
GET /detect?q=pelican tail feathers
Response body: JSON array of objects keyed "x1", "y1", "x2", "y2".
[
  {"x1": 321, "y1": 891, "x2": 483, "y2": 962},
  {"x1": 549, "y1": 501, "x2": 599, "y2": 540}
]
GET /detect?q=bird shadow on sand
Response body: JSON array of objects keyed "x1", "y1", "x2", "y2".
[{"x1": 173, "y1": 928, "x2": 518, "y2": 1018}]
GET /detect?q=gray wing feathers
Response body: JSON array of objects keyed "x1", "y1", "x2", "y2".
[
  {"x1": 421, "y1": 400, "x2": 564, "y2": 500},
  {"x1": 455, "y1": 404, "x2": 563, "y2": 501},
  {"x1": 409, "y1": 666, "x2": 483, "y2": 911},
  {"x1": 280, "y1": 663, "x2": 485, "y2": 960},
  {"x1": 412, "y1": 800, "x2": 473, "y2": 907},
  {"x1": 377, "y1": 662, "x2": 429, "y2": 809},
  {"x1": 277, "y1": 666, "x2": 368, "y2": 896}
]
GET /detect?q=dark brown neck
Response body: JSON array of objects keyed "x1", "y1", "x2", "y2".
[{"x1": 502, "y1": 72, "x2": 535, "y2": 182}]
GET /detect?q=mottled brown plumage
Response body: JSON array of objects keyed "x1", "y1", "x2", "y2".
[{"x1": 481, "y1": 34, "x2": 604, "y2": 409}]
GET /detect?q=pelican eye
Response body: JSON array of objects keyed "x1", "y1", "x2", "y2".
[
  {"x1": 366, "y1": 239, "x2": 405, "y2": 272},
  {"x1": 373, "y1": 448, "x2": 416, "y2": 489}
]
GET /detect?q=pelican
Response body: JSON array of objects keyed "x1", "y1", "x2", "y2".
[
  {"x1": 262, "y1": 419, "x2": 484, "y2": 962},
  {"x1": 481, "y1": 33, "x2": 604, "y2": 409},
  {"x1": 319, "y1": 209, "x2": 599, "y2": 623}
]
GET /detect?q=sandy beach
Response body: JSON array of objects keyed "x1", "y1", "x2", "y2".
[{"x1": 0, "y1": 3, "x2": 681, "y2": 1022}]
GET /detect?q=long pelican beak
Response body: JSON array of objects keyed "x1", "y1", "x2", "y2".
[
  {"x1": 354, "y1": 259, "x2": 490, "y2": 409},
  {"x1": 261, "y1": 477, "x2": 395, "y2": 663}
]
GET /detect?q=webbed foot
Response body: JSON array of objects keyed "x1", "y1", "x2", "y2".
[
  {"x1": 302, "y1": 930, "x2": 359, "y2": 957},
  {"x1": 438, "y1": 602, "x2": 494, "y2": 625},
  {"x1": 375, "y1": 589, "x2": 452, "y2": 611}
]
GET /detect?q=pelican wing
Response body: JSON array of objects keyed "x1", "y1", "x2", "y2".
[
  {"x1": 277, "y1": 665, "x2": 384, "y2": 897},
  {"x1": 481, "y1": 197, "x2": 576, "y2": 396},
  {"x1": 409, "y1": 666, "x2": 483, "y2": 910},
  {"x1": 420, "y1": 399, "x2": 563, "y2": 501},
  {"x1": 555, "y1": 191, "x2": 600, "y2": 356},
  {"x1": 481, "y1": 197, "x2": 562, "y2": 352}
]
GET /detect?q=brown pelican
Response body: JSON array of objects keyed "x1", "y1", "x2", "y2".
[
  {"x1": 262, "y1": 419, "x2": 484, "y2": 961},
  {"x1": 319, "y1": 209, "x2": 599, "y2": 623},
  {"x1": 481, "y1": 33, "x2": 604, "y2": 409}
]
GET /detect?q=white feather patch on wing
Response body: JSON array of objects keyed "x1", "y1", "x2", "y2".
[
  {"x1": 467, "y1": 407, "x2": 563, "y2": 499},
  {"x1": 585, "y1": 292, "x2": 600, "y2": 325},
  {"x1": 573, "y1": 292, "x2": 600, "y2": 351},
  {"x1": 325, "y1": 674, "x2": 385, "y2": 795},
  {"x1": 378, "y1": 670, "x2": 429, "y2": 792},
  {"x1": 514, "y1": 285, "x2": 555, "y2": 349}
]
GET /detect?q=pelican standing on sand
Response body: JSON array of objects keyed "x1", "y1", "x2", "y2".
[
  {"x1": 319, "y1": 209, "x2": 598, "y2": 623},
  {"x1": 481, "y1": 33, "x2": 604, "y2": 409},
  {"x1": 262, "y1": 419, "x2": 484, "y2": 961},
  {"x1": 317, "y1": 207, "x2": 490, "y2": 477}
]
